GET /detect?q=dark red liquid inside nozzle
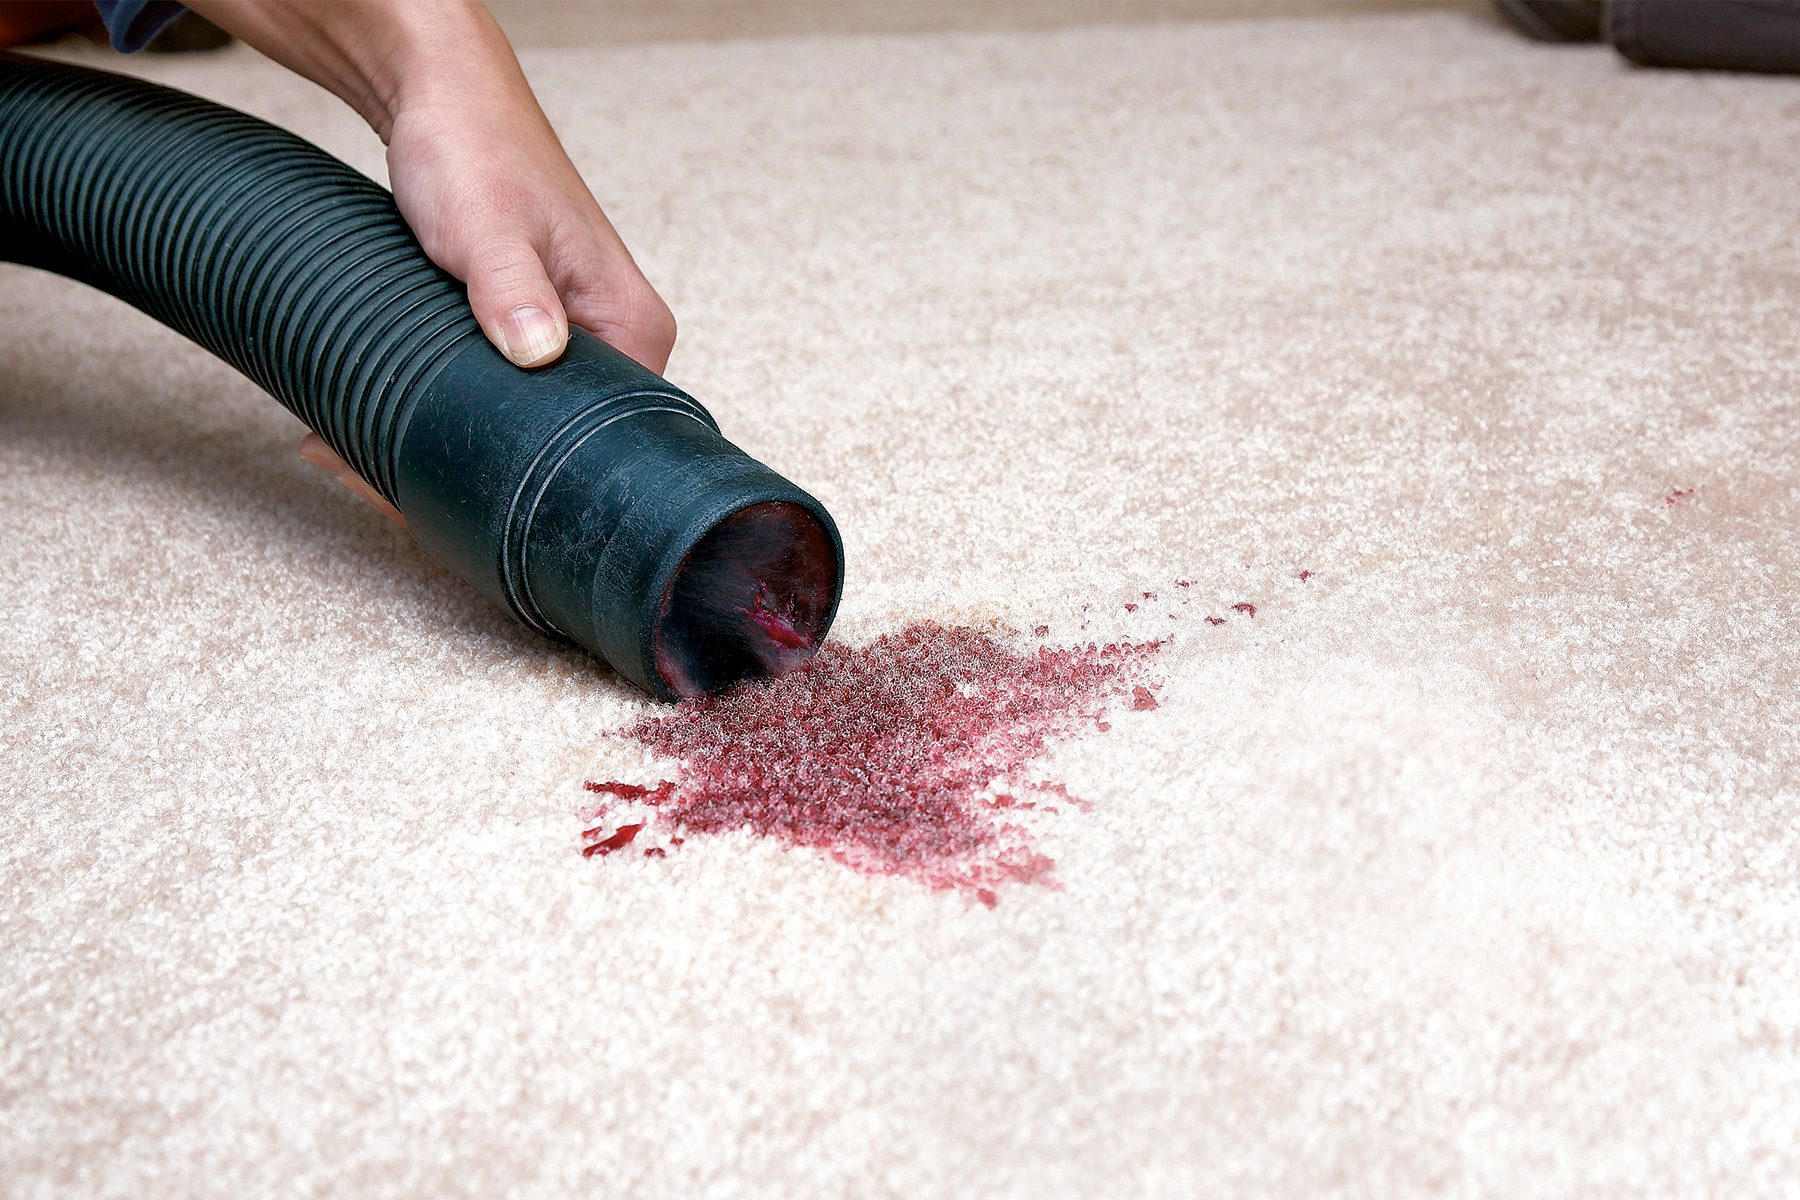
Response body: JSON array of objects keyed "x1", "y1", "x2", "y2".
[{"x1": 749, "y1": 586, "x2": 811, "y2": 650}]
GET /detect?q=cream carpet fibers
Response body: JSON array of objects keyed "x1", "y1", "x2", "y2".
[{"x1": 5, "y1": 8, "x2": 1799, "y2": 1196}]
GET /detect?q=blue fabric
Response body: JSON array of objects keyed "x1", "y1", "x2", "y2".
[{"x1": 92, "y1": 0, "x2": 186, "y2": 52}]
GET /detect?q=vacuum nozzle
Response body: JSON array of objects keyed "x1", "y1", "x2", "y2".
[
  {"x1": 396, "y1": 330, "x2": 843, "y2": 699},
  {"x1": 0, "y1": 53, "x2": 842, "y2": 698}
]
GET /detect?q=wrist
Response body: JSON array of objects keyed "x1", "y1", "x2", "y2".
[
  {"x1": 359, "y1": 2, "x2": 525, "y2": 141},
  {"x1": 186, "y1": 0, "x2": 526, "y2": 143}
]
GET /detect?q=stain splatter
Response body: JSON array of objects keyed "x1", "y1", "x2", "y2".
[
  {"x1": 1298, "y1": 569, "x2": 1312, "y2": 582},
  {"x1": 1205, "y1": 615, "x2": 1226, "y2": 626},
  {"x1": 581, "y1": 821, "x2": 645, "y2": 858},
  {"x1": 1232, "y1": 602, "x2": 1257, "y2": 617},
  {"x1": 583, "y1": 622, "x2": 1161, "y2": 902},
  {"x1": 584, "y1": 780, "x2": 673, "y2": 803},
  {"x1": 1665, "y1": 487, "x2": 1696, "y2": 507},
  {"x1": 1132, "y1": 685, "x2": 1159, "y2": 711}
]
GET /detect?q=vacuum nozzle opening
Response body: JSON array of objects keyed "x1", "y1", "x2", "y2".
[{"x1": 652, "y1": 501, "x2": 839, "y2": 698}]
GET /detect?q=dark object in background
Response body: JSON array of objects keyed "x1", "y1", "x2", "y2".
[
  {"x1": 1498, "y1": 0, "x2": 1800, "y2": 72},
  {"x1": 0, "y1": 52, "x2": 843, "y2": 700},
  {"x1": 1608, "y1": 0, "x2": 1800, "y2": 73},
  {"x1": 143, "y1": 11, "x2": 231, "y2": 53},
  {"x1": 1495, "y1": 0, "x2": 1603, "y2": 42}
]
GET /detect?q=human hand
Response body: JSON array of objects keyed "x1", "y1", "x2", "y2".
[{"x1": 189, "y1": 1, "x2": 677, "y2": 525}]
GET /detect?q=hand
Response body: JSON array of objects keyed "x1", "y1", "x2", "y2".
[{"x1": 188, "y1": 1, "x2": 677, "y2": 526}]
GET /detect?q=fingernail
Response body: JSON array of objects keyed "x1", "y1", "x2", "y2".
[{"x1": 499, "y1": 305, "x2": 565, "y2": 367}]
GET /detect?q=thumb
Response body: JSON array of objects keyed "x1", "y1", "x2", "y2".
[{"x1": 462, "y1": 235, "x2": 569, "y2": 368}]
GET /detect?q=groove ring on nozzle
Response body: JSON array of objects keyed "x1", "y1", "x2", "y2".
[{"x1": 501, "y1": 393, "x2": 718, "y2": 637}]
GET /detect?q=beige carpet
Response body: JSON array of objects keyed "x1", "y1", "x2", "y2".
[{"x1": 6, "y1": 7, "x2": 1800, "y2": 1196}]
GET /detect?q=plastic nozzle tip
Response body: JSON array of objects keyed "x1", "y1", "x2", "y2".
[{"x1": 652, "y1": 501, "x2": 839, "y2": 697}]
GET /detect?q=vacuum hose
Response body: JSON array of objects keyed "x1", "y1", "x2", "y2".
[{"x1": 0, "y1": 52, "x2": 842, "y2": 699}]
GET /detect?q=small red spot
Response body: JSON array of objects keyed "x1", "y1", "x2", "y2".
[
  {"x1": 1096, "y1": 720, "x2": 1111, "y2": 731},
  {"x1": 583, "y1": 780, "x2": 673, "y2": 802},
  {"x1": 1142, "y1": 591, "x2": 1156, "y2": 600},
  {"x1": 1665, "y1": 487, "x2": 1695, "y2": 506},
  {"x1": 1124, "y1": 603, "x2": 1138, "y2": 612},
  {"x1": 1205, "y1": 616, "x2": 1226, "y2": 626},
  {"x1": 1036, "y1": 780, "x2": 1093, "y2": 813},
  {"x1": 581, "y1": 822, "x2": 645, "y2": 858},
  {"x1": 643, "y1": 847, "x2": 667, "y2": 858},
  {"x1": 1232, "y1": 603, "x2": 1256, "y2": 617},
  {"x1": 1132, "y1": 685, "x2": 1158, "y2": 711},
  {"x1": 976, "y1": 888, "x2": 998, "y2": 909},
  {"x1": 1298, "y1": 570, "x2": 1312, "y2": 582},
  {"x1": 1033, "y1": 624, "x2": 1049, "y2": 636},
  {"x1": 1176, "y1": 579, "x2": 1194, "y2": 588}
]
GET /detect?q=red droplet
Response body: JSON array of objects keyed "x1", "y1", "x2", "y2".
[
  {"x1": 976, "y1": 888, "x2": 998, "y2": 909},
  {"x1": 1205, "y1": 616, "x2": 1226, "y2": 626},
  {"x1": 584, "y1": 622, "x2": 1160, "y2": 903},
  {"x1": 583, "y1": 780, "x2": 674, "y2": 802},
  {"x1": 1123, "y1": 603, "x2": 1138, "y2": 612},
  {"x1": 581, "y1": 822, "x2": 645, "y2": 858},
  {"x1": 1132, "y1": 685, "x2": 1158, "y2": 711},
  {"x1": 1298, "y1": 570, "x2": 1312, "y2": 582},
  {"x1": 643, "y1": 847, "x2": 667, "y2": 858},
  {"x1": 1033, "y1": 624, "x2": 1049, "y2": 637},
  {"x1": 1232, "y1": 602, "x2": 1256, "y2": 617}
]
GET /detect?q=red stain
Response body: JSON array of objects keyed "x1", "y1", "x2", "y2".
[
  {"x1": 584, "y1": 622, "x2": 1159, "y2": 903},
  {"x1": 583, "y1": 780, "x2": 673, "y2": 802},
  {"x1": 643, "y1": 847, "x2": 667, "y2": 859},
  {"x1": 1132, "y1": 685, "x2": 1158, "y2": 711},
  {"x1": 1124, "y1": 603, "x2": 1139, "y2": 612},
  {"x1": 1298, "y1": 570, "x2": 1312, "y2": 582},
  {"x1": 748, "y1": 586, "x2": 811, "y2": 649},
  {"x1": 581, "y1": 822, "x2": 645, "y2": 858},
  {"x1": 1205, "y1": 616, "x2": 1226, "y2": 626},
  {"x1": 1033, "y1": 624, "x2": 1050, "y2": 636},
  {"x1": 1665, "y1": 487, "x2": 1695, "y2": 507},
  {"x1": 1232, "y1": 603, "x2": 1257, "y2": 617}
]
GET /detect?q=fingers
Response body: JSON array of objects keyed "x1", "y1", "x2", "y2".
[
  {"x1": 460, "y1": 234, "x2": 570, "y2": 368},
  {"x1": 298, "y1": 434, "x2": 407, "y2": 527},
  {"x1": 551, "y1": 218, "x2": 678, "y2": 375}
]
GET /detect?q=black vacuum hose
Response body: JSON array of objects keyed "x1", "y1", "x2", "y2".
[{"x1": 0, "y1": 52, "x2": 842, "y2": 699}]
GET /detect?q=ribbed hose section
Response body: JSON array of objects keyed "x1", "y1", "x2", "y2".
[{"x1": 0, "y1": 51, "x2": 482, "y2": 504}]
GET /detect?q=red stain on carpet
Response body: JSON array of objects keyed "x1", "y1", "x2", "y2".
[
  {"x1": 581, "y1": 821, "x2": 645, "y2": 858},
  {"x1": 1232, "y1": 602, "x2": 1257, "y2": 617},
  {"x1": 581, "y1": 622, "x2": 1161, "y2": 901},
  {"x1": 1665, "y1": 487, "x2": 1695, "y2": 506}
]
